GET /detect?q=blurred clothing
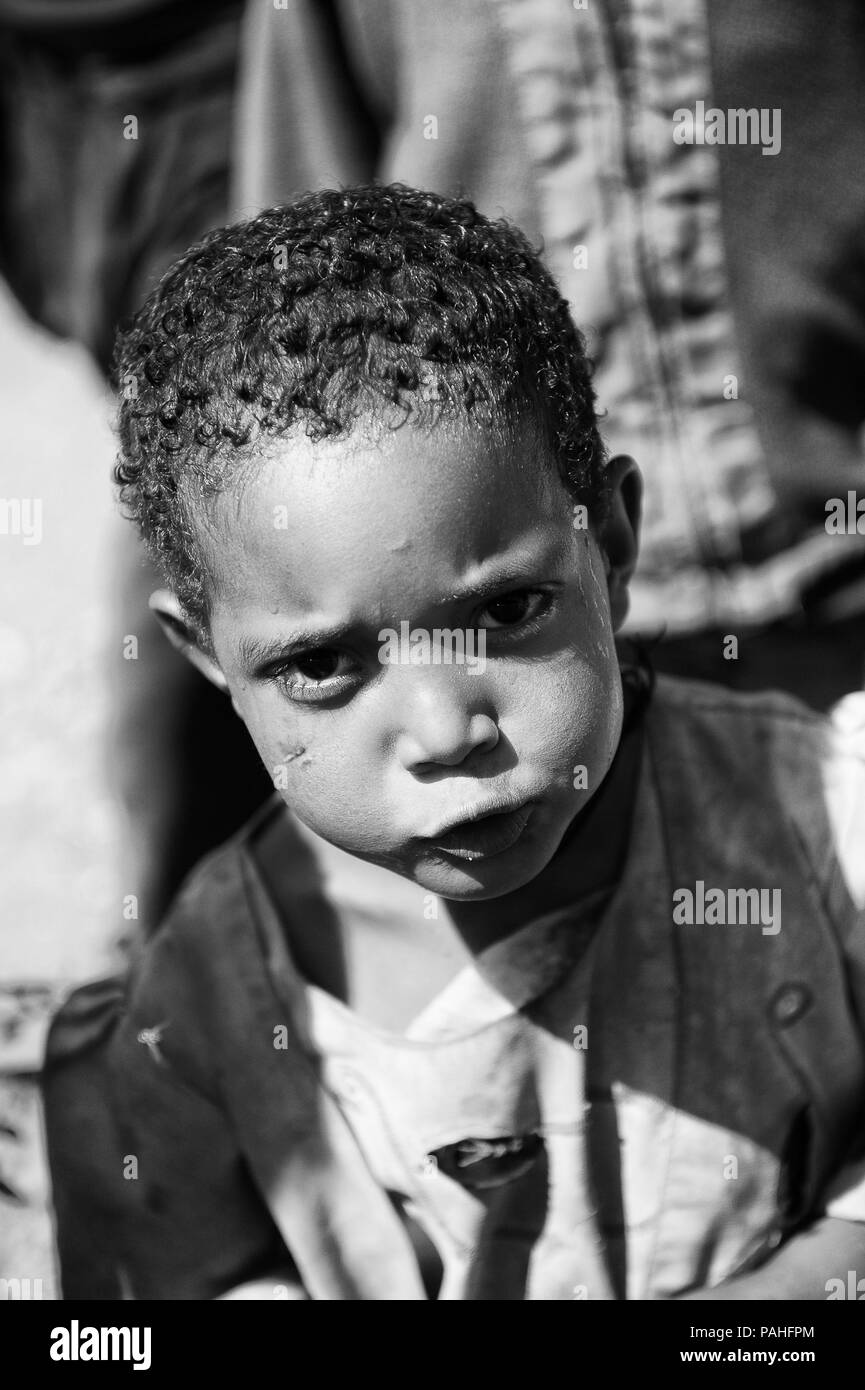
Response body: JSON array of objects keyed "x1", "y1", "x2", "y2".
[
  {"x1": 0, "y1": 0, "x2": 242, "y2": 371},
  {"x1": 652, "y1": 609, "x2": 865, "y2": 709},
  {"x1": 234, "y1": 0, "x2": 865, "y2": 636}
]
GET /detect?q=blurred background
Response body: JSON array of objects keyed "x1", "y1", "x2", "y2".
[{"x1": 2, "y1": 0, "x2": 864, "y2": 1298}]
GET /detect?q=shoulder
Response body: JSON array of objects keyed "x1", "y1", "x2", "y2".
[
  {"x1": 650, "y1": 673, "x2": 825, "y2": 736},
  {"x1": 134, "y1": 792, "x2": 289, "y2": 974},
  {"x1": 647, "y1": 674, "x2": 829, "y2": 780},
  {"x1": 123, "y1": 799, "x2": 293, "y2": 1086},
  {"x1": 647, "y1": 675, "x2": 865, "y2": 912},
  {"x1": 46, "y1": 795, "x2": 289, "y2": 1098}
]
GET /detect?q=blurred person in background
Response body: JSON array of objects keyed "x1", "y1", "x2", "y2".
[
  {"x1": 234, "y1": 0, "x2": 865, "y2": 703},
  {"x1": 0, "y1": 0, "x2": 259, "y2": 1291},
  {"x1": 0, "y1": 0, "x2": 272, "y2": 934},
  {"x1": 0, "y1": 0, "x2": 242, "y2": 373}
]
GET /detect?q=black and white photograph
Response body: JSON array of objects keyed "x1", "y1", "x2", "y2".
[{"x1": 1, "y1": 0, "x2": 864, "y2": 1356}]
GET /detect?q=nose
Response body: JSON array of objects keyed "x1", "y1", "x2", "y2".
[{"x1": 393, "y1": 670, "x2": 499, "y2": 773}]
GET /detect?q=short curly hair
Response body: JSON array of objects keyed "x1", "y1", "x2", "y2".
[{"x1": 113, "y1": 182, "x2": 608, "y2": 637}]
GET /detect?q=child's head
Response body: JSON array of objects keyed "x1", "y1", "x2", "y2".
[{"x1": 114, "y1": 183, "x2": 641, "y2": 900}]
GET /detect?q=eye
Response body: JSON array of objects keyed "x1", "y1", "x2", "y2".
[
  {"x1": 273, "y1": 648, "x2": 361, "y2": 704},
  {"x1": 295, "y1": 650, "x2": 342, "y2": 681},
  {"x1": 478, "y1": 589, "x2": 550, "y2": 630}
]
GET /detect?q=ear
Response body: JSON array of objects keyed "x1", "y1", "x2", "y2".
[
  {"x1": 598, "y1": 454, "x2": 642, "y2": 632},
  {"x1": 148, "y1": 589, "x2": 230, "y2": 693}
]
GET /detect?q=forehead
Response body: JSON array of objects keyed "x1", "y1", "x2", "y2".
[{"x1": 198, "y1": 417, "x2": 571, "y2": 625}]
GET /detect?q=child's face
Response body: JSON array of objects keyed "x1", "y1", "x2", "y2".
[{"x1": 196, "y1": 417, "x2": 631, "y2": 901}]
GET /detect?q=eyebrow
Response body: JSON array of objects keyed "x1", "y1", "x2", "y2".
[
  {"x1": 443, "y1": 542, "x2": 568, "y2": 604},
  {"x1": 240, "y1": 535, "x2": 570, "y2": 674}
]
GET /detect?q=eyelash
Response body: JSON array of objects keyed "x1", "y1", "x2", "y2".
[
  {"x1": 481, "y1": 588, "x2": 553, "y2": 637},
  {"x1": 273, "y1": 653, "x2": 361, "y2": 705},
  {"x1": 271, "y1": 588, "x2": 556, "y2": 704}
]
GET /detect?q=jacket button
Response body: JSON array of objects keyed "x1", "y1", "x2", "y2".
[{"x1": 770, "y1": 983, "x2": 813, "y2": 1027}]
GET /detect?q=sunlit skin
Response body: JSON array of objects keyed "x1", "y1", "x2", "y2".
[{"x1": 167, "y1": 418, "x2": 639, "y2": 918}]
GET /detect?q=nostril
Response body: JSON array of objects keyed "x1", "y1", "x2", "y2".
[{"x1": 400, "y1": 713, "x2": 499, "y2": 774}]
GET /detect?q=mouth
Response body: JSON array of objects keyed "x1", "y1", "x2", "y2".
[{"x1": 423, "y1": 800, "x2": 536, "y2": 862}]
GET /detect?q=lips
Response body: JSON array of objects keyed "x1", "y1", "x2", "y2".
[{"x1": 427, "y1": 802, "x2": 534, "y2": 862}]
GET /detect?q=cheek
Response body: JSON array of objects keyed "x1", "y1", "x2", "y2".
[
  {"x1": 236, "y1": 690, "x2": 372, "y2": 823},
  {"x1": 228, "y1": 688, "x2": 313, "y2": 784},
  {"x1": 511, "y1": 609, "x2": 622, "y2": 781},
  {"x1": 544, "y1": 658, "x2": 621, "y2": 767}
]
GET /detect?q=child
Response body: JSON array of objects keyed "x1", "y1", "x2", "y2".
[{"x1": 44, "y1": 184, "x2": 865, "y2": 1301}]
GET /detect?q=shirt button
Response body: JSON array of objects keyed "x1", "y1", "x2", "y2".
[{"x1": 770, "y1": 983, "x2": 813, "y2": 1027}]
